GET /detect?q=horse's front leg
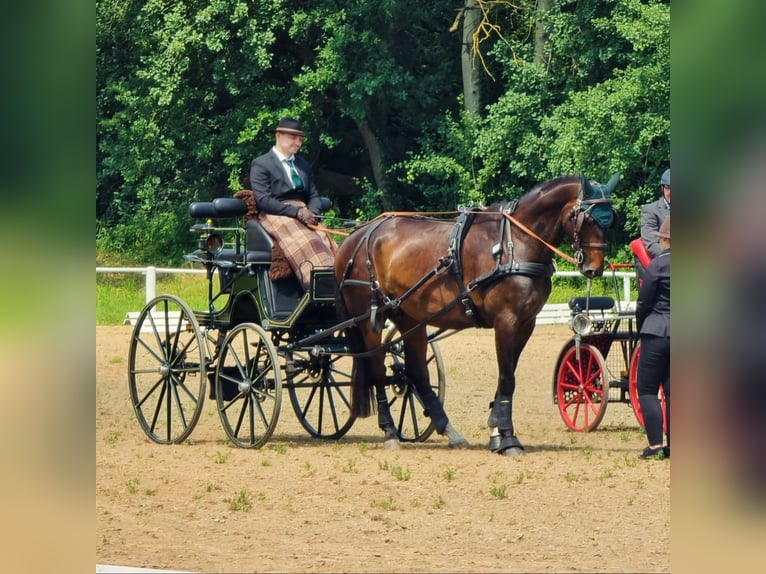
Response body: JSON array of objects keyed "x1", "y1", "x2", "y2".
[{"x1": 487, "y1": 390, "x2": 524, "y2": 456}]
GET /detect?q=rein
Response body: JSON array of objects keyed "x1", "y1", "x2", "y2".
[
  {"x1": 500, "y1": 212, "x2": 579, "y2": 266},
  {"x1": 309, "y1": 210, "x2": 461, "y2": 238}
]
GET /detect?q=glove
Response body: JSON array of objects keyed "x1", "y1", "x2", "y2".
[{"x1": 296, "y1": 207, "x2": 318, "y2": 226}]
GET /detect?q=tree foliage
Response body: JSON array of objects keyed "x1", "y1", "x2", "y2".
[{"x1": 97, "y1": 0, "x2": 669, "y2": 264}]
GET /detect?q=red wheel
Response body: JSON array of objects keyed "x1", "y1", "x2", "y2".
[
  {"x1": 555, "y1": 344, "x2": 609, "y2": 431},
  {"x1": 628, "y1": 343, "x2": 667, "y2": 431}
]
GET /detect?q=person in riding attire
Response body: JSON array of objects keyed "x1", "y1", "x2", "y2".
[
  {"x1": 249, "y1": 117, "x2": 335, "y2": 290},
  {"x1": 640, "y1": 168, "x2": 671, "y2": 258},
  {"x1": 636, "y1": 216, "x2": 670, "y2": 459}
]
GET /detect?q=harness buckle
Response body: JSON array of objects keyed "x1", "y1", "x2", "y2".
[{"x1": 382, "y1": 295, "x2": 400, "y2": 310}]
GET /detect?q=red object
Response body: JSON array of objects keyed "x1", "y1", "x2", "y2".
[
  {"x1": 555, "y1": 344, "x2": 609, "y2": 431},
  {"x1": 630, "y1": 237, "x2": 651, "y2": 287},
  {"x1": 630, "y1": 237, "x2": 652, "y2": 270}
]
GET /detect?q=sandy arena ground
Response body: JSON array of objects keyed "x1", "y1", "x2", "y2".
[{"x1": 96, "y1": 324, "x2": 669, "y2": 573}]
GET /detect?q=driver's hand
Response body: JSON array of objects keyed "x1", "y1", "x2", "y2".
[{"x1": 297, "y1": 207, "x2": 318, "y2": 226}]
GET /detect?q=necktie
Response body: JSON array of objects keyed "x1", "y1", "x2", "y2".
[{"x1": 285, "y1": 159, "x2": 303, "y2": 189}]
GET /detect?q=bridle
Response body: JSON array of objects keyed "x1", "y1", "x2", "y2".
[
  {"x1": 568, "y1": 185, "x2": 612, "y2": 264},
  {"x1": 503, "y1": 182, "x2": 612, "y2": 267}
]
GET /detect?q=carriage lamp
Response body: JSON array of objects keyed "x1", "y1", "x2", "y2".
[
  {"x1": 200, "y1": 232, "x2": 223, "y2": 254},
  {"x1": 570, "y1": 312, "x2": 592, "y2": 336}
]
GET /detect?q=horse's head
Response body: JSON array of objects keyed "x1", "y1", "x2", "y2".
[{"x1": 564, "y1": 173, "x2": 619, "y2": 278}]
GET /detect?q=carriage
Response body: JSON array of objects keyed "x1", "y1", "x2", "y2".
[
  {"x1": 127, "y1": 196, "x2": 445, "y2": 449},
  {"x1": 552, "y1": 261, "x2": 667, "y2": 432},
  {"x1": 129, "y1": 173, "x2": 618, "y2": 455}
]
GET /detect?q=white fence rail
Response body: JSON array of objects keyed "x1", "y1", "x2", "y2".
[
  {"x1": 96, "y1": 266, "x2": 207, "y2": 303},
  {"x1": 97, "y1": 266, "x2": 636, "y2": 326}
]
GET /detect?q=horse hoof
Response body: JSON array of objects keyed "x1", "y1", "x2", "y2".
[
  {"x1": 500, "y1": 446, "x2": 525, "y2": 457},
  {"x1": 448, "y1": 438, "x2": 470, "y2": 449},
  {"x1": 383, "y1": 438, "x2": 401, "y2": 450}
]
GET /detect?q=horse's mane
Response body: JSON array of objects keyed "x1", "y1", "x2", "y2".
[
  {"x1": 531, "y1": 174, "x2": 579, "y2": 195},
  {"x1": 486, "y1": 175, "x2": 579, "y2": 212}
]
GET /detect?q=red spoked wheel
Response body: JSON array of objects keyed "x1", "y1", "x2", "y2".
[
  {"x1": 628, "y1": 342, "x2": 667, "y2": 431},
  {"x1": 556, "y1": 344, "x2": 609, "y2": 432}
]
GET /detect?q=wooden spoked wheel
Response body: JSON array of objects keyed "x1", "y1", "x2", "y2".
[
  {"x1": 128, "y1": 295, "x2": 206, "y2": 444},
  {"x1": 555, "y1": 344, "x2": 609, "y2": 432},
  {"x1": 214, "y1": 323, "x2": 282, "y2": 448},
  {"x1": 285, "y1": 332, "x2": 356, "y2": 439}
]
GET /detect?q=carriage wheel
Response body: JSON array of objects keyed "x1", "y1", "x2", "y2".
[
  {"x1": 128, "y1": 295, "x2": 206, "y2": 444},
  {"x1": 215, "y1": 323, "x2": 282, "y2": 449},
  {"x1": 555, "y1": 343, "x2": 609, "y2": 432},
  {"x1": 628, "y1": 342, "x2": 667, "y2": 431},
  {"x1": 383, "y1": 327, "x2": 447, "y2": 442},
  {"x1": 285, "y1": 333, "x2": 356, "y2": 440}
]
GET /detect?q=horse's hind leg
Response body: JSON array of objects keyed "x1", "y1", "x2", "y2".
[
  {"x1": 402, "y1": 324, "x2": 469, "y2": 449},
  {"x1": 488, "y1": 321, "x2": 535, "y2": 456},
  {"x1": 374, "y1": 385, "x2": 401, "y2": 450},
  {"x1": 362, "y1": 330, "x2": 402, "y2": 449}
]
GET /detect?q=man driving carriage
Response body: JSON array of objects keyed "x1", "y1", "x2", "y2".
[{"x1": 249, "y1": 117, "x2": 335, "y2": 290}]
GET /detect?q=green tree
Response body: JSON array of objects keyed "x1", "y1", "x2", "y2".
[
  {"x1": 97, "y1": 0, "x2": 290, "y2": 263},
  {"x1": 291, "y1": 0, "x2": 461, "y2": 211},
  {"x1": 97, "y1": 0, "x2": 669, "y2": 264},
  {"x1": 397, "y1": 0, "x2": 670, "y2": 258}
]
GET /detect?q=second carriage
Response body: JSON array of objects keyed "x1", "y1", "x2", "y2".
[
  {"x1": 127, "y1": 196, "x2": 445, "y2": 448},
  {"x1": 552, "y1": 262, "x2": 667, "y2": 432}
]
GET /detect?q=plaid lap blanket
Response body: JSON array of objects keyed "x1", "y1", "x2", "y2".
[{"x1": 258, "y1": 199, "x2": 335, "y2": 289}]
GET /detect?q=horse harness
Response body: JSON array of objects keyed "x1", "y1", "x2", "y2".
[
  {"x1": 330, "y1": 179, "x2": 613, "y2": 356},
  {"x1": 338, "y1": 203, "x2": 559, "y2": 331}
]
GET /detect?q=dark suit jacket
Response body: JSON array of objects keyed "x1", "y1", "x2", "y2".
[
  {"x1": 635, "y1": 249, "x2": 670, "y2": 338},
  {"x1": 249, "y1": 149, "x2": 323, "y2": 217},
  {"x1": 640, "y1": 198, "x2": 670, "y2": 258}
]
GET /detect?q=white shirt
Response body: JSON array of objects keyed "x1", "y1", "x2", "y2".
[{"x1": 272, "y1": 147, "x2": 297, "y2": 186}]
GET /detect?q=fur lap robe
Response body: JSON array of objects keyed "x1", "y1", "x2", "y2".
[{"x1": 233, "y1": 190, "x2": 293, "y2": 281}]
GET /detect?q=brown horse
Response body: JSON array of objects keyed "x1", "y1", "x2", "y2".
[{"x1": 334, "y1": 174, "x2": 618, "y2": 455}]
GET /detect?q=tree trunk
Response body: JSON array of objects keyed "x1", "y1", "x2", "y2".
[
  {"x1": 533, "y1": 0, "x2": 551, "y2": 66},
  {"x1": 353, "y1": 117, "x2": 387, "y2": 195},
  {"x1": 461, "y1": 0, "x2": 482, "y2": 115}
]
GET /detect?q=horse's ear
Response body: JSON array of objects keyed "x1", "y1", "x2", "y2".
[{"x1": 579, "y1": 174, "x2": 595, "y2": 197}]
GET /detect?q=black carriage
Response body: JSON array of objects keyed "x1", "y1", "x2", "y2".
[
  {"x1": 127, "y1": 197, "x2": 445, "y2": 448},
  {"x1": 552, "y1": 262, "x2": 667, "y2": 432}
]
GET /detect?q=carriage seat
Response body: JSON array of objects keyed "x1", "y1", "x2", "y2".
[
  {"x1": 245, "y1": 220, "x2": 273, "y2": 263},
  {"x1": 568, "y1": 296, "x2": 615, "y2": 312},
  {"x1": 187, "y1": 198, "x2": 274, "y2": 264},
  {"x1": 204, "y1": 222, "x2": 272, "y2": 265}
]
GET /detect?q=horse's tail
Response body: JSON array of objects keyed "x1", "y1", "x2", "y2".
[{"x1": 335, "y1": 289, "x2": 375, "y2": 418}]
